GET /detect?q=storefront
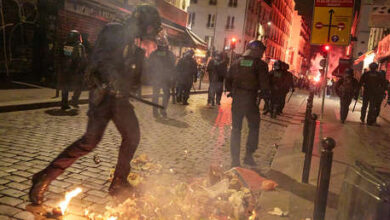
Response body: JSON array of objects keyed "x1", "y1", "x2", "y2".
[{"x1": 375, "y1": 34, "x2": 390, "y2": 80}]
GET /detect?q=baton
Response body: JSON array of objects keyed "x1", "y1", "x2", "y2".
[
  {"x1": 128, "y1": 93, "x2": 164, "y2": 109},
  {"x1": 352, "y1": 97, "x2": 358, "y2": 112},
  {"x1": 287, "y1": 91, "x2": 294, "y2": 103}
]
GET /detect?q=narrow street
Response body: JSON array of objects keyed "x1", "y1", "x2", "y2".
[{"x1": 0, "y1": 93, "x2": 306, "y2": 219}]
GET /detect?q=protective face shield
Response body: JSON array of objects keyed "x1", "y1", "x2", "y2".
[
  {"x1": 67, "y1": 30, "x2": 82, "y2": 44},
  {"x1": 369, "y1": 62, "x2": 378, "y2": 71},
  {"x1": 273, "y1": 60, "x2": 282, "y2": 70},
  {"x1": 128, "y1": 4, "x2": 162, "y2": 40},
  {"x1": 242, "y1": 40, "x2": 266, "y2": 58},
  {"x1": 156, "y1": 30, "x2": 169, "y2": 50}
]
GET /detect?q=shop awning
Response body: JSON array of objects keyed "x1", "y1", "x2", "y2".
[
  {"x1": 162, "y1": 18, "x2": 207, "y2": 50},
  {"x1": 333, "y1": 58, "x2": 353, "y2": 77},
  {"x1": 354, "y1": 50, "x2": 375, "y2": 65}
]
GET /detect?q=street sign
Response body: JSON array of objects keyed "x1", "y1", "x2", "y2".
[{"x1": 310, "y1": 0, "x2": 354, "y2": 46}]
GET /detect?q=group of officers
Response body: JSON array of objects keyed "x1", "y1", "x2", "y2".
[
  {"x1": 335, "y1": 62, "x2": 390, "y2": 125},
  {"x1": 31, "y1": 3, "x2": 367, "y2": 206}
]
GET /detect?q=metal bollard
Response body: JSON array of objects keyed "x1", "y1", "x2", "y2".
[
  {"x1": 301, "y1": 113, "x2": 318, "y2": 183},
  {"x1": 302, "y1": 92, "x2": 314, "y2": 152},
  {"x1": 313, "y1": 137, "x2": 336, "y2": 220}
]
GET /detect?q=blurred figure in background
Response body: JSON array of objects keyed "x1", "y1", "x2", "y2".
[
  {"x1": 58, "y1": 30, "x2": 86, "y2": 110},
  {"x1": 335, "y1": 68, "x2": 359, "y2": 123},
  {"x1": 176, "y1": 50, "x2": 198, "y2": 105},
  {"x1": 147, "y1": 33, "x2": 176, "y2": 118}
]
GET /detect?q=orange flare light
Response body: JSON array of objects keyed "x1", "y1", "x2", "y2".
[{"x1": 58, "y1": 187, "x2": 82, "y2": 215}]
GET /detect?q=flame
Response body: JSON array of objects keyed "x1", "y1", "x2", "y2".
[
  {"x1": 314, "y1": 74, "x2": 321, "y2": 83},
  {"x1": 58, "y1": 187, "x2": 82, "y2": 215},
  {"x1": 249, "y1": 210, "x2": 257, "y2": 220}
]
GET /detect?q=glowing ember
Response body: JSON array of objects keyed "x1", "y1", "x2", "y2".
[{"x1": 58, "y1": 187, "x2": 82, "y2": 215}]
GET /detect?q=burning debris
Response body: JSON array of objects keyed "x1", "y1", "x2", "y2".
[{"x1": 46, "y1": 154, "x2": 277, "y2": 219}]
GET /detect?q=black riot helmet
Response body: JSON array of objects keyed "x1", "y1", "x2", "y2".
[
  {"x1": 66, "y1": 30, "x2": 82, "y2": 45},
  {"x1": 242, "y1": 40, "x2": 266, "y2": 58},
  {"x1": 273, "y1": 60, "x2": 282, "y2": 70},
  {"x1": 184, "y1": 49, "x2": 195, "y2": 58},
  {"x1": 369, "y1": 62, "x2": 378, "y2": 71},
  {"x1": 127, "y1": 4, "x2": 162, "y2": 40}
]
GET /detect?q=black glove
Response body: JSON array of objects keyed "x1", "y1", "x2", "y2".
[
  {"x1": 227, "y1": 92, "x2": 233, "y2": 98},
  {"x1": 354, "y1": 96, "x2": 358, "y2": 101},
  {"x1": 291, "y1": 88, "x2": 295, "y2": 93}
]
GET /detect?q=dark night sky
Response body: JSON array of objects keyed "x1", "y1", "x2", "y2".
[{"x1": 294, "y1": 0, "x2": 314, "y2": 20}]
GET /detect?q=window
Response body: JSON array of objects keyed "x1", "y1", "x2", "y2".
[
  {"x1": 228, "y1": 0, "x2": 237, "y2": 7},
  {"x1": 207, "y1": 14, "x2": 216, "y2": 28},
  {"x1": 209, "y1": 0, "x2": 217, "y2": 5},
  {"x1": 225, "y1": 16, "x2": 235, "y2": 29}
]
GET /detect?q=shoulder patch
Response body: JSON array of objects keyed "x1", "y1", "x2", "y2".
[
  {"x1": 157, "y1": 51, "x2": 166, "y2": 56},
  {"x1": 63, "y1": 46, "x2": 74, "y2": 56},
  {"x1": 240, "y1": 59, "x2": 253, "y2": 67}
]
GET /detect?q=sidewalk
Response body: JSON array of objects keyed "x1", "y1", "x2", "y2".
[
  {"x1": 0, "y1": 81, "x2": 209, "y2": 112},
  {"x1": 258, "y1": 94, "x2": 390, "y2": 220}
]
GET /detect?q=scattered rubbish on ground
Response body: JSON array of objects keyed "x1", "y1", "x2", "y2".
[{"x1": 268, "y1": 207, "x2": 289, "y2": 217}]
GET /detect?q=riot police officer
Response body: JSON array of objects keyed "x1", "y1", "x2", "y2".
[
  {"x1": 147, "y1": 34, "x2": 176, "y2": 118},
  {"x1": 359, "y1": 62, "x2": 387, "y2": 126},
  {"x1": 335, "y1": 68, "x2": 359, "y2": 123},
  {"x1": 29, "y1": 5, "x2": 162, "y2": 205},
  {"x1": 207, "y1": 51, "x2": 227, "y2": 106},
  {"x1": 279, "y1": 62, "x2": 294, "y2": 114},
  {"x1": 225, "y1": 40, "x2": 269, "y2": 167},
  {"x1": 269, "y1": 60, "x2": 288, "y2": 118},
  {"x1": 176, "y1": 50, "x2": 198, "y2": 105},
  {"x1": 59, "y1": 30, "x2": 86, "y2": 110}
]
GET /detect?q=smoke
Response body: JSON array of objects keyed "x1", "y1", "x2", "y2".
[{"x1": 309, "y1": 46, "x2": 345, "y2": 78}]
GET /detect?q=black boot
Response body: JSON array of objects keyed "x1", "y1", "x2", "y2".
[{"x1": 243, "y1": 152, "x2": 257, "y2": 166}]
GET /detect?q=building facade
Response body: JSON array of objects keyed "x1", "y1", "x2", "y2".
[
  {"x1": 187, "y1": 0, "x2": 272, "y2": 53},
  {"x1": 265, "y1": 0, "x2": 294, "y2": 62}
]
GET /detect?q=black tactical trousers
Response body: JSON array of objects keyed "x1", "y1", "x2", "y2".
[
  {"x1": 38, "y1": 93, "x2": 140, "y2": 184},
  {"x1": 177, "y1": 83, "x2": 191, "y2": 103},
  {"x1": 230, "y1": 91, "x2": 260, "y2": 163},
  {"x1": 361, "y1": 93, "x2": 369, "y2": 121},
  {"x1": 152, "y1": 84, "x2": 170, "y2": 116},
  {"x1": 270, "y1": 90, "x2": 284, "y2": 116},
  {"x1": 279, "y1": 92, "x2": 288, "y2": 113},
  {"x1": 61, "y1": 89, "x2": 69, "y2": 107},
  {"x1": 340, "y1": 96, "x2": 353, "y2": 122},
  {"x1": 367, "y1": 94, "x2": 382, "y2": 125},
  {"x1": 208, "y1": 82, "x2": 223, "y2": 105}
]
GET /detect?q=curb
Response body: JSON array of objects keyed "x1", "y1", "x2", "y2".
[{"x1": 0, "y1": 90, "x2": 208, "y2": 113}]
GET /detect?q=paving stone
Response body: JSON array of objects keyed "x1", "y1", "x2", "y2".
[
  {"x1": 0, "y1": 189, "x2": 25, "y2": 198},
  {"x1": 3, "y1": 176, "x2": 26, "y2": 183},
  {"x1": 11, "y1": 172, "x2": 31, "y2": 178},
  {"x1": 0, "y1": 205, "x2": 21, "y2": 216},
  {"x1": 0, "y1": 215, "x2": 11, "y2": 219},
  {"x1": 0, "y1": 197, "x2": 24, "y2": 206},
  {"x1": 85, "y1": 190, "x2": 107, "y2": 198},
  {"x1": 5, "y1": 183, "x2": 30, "y2": 192},
  {"x1": 13, "y1": 211, "x2": 34, "y2": 220},
  {"x1": 0, "y1": 179, "x2": 10, "y2": 185}
]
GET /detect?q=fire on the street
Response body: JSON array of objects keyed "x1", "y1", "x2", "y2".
[
  {"x1": 48, "y1": 155, "x2": 276, "y2": 220},
  {"x1": 58, "y1": 187, "x2": 82, "y2": 215}
]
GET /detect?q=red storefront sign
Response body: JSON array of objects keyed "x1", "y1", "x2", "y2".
[
  {"x1": 376, "y1": 34, "x2": 390, "y2": 61},
  {"x1": 315, "y1": 0, "x2": 354, "y2": 7}
]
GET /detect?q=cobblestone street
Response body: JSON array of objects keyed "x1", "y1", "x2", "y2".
[{"x1": 0, "y1": 93, "x2": 306, "y2": 219}]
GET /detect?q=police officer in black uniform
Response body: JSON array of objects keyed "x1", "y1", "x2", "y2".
[
  {"x1": 269, "y1": 60, "x2": 288, "y2": 118},
  {"x1": 29, "y1": 5, "x2": 162, "y2": 205},
  {"x1": 226, "y1": 40, "x2": 269, "y2": 167},
  {"x1": 359, "y1": 62, "x2": 387, "y2": 126},
  {"x1": 279, "y1": 62, "x2": 294, "y2": 114},
  {"x1": 176, "y1": 50, "x2": 198, "y2": 105},
  {"x1": 147, "y1": 34, "x2": 176, "y2": 118},
  {"x1": 60, "y1": 30, "x2": 86, "y2": 110},
  {"x1": 207, "y1": 51, "x2": 227, "y2": 106},
  {"x1": 335, "y1": 68, "x2": 359, "y2": 123}
]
